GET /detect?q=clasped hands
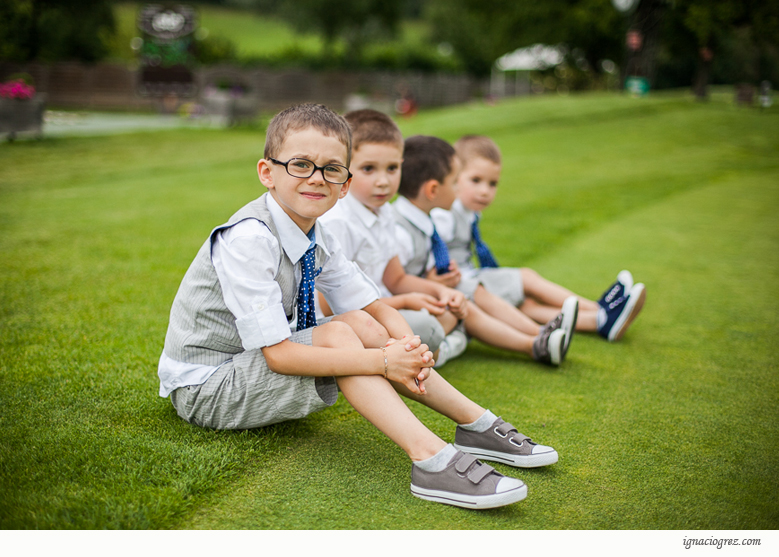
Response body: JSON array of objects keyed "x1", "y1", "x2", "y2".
[{"x1": 382, "y1": 334, "x2": 434, "y2": 395}]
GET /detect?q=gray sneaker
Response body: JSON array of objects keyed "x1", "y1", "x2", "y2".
[
  {"x1": 454, "y1": 418, "x2": 558, "y2": 468},
  {"x1": 532, "y1": 320, "x2": 566, "y2": 366},
  {"x1": 410, "y1": 451, "x2": 527, "y2": 509}
]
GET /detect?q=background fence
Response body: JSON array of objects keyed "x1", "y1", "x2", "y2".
[{"x1": 0, "y1": 62, "x2": 491, "y2": 114}]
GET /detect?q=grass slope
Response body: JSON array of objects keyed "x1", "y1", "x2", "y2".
[{"x1": 1, "y1": 91, "x2": 777, "y2": 529}]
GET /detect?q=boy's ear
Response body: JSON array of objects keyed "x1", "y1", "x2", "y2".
[
  {"x1": 338, "y1": 177, "x2": 351, "y2": 199},
  {"x1": 422, "y1": 179, "x2": 440, "y2": 201},
  {"x1": 257, "y1": 159, "x2": 274, "y2": 190}
]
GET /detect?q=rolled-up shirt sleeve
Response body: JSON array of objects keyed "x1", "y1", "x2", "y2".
[
  {"x1": 211, "y1": 220, "x2": 291, "y2": 351},
  {"x1": 316, "y1": 225, "x2": 381, "y2": 315}
]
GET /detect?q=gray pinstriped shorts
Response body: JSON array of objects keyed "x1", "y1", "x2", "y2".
[
  {"x1": 457, "y1": 267, "x2": 524, "y2": 306},
  {"x1": 170, "y1": 323, "x2": 339, "y2": 430}
]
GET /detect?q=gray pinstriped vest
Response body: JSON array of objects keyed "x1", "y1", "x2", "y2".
[
  {"x1": 163, "y1": 193, "x2": 325, "y2": 366},
  {"x1": 447, "y1": 203, "x2": 476, "y2": 269},
  {"x1": 391, "y1": 204, "x2": 432, "y2": 278}
]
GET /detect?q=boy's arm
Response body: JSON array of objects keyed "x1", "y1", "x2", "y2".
[
  {"x1": 383, "y1": 256, "x2": 468, "y2": 319},
  {"x1": 360, "y1": 299, "x2": 414, "y2": 340},
  {"x1": 379, "y1": 293, "x2": 447, "y2": 315},
  {"x1": 261, "y1": 337, "x2": 429, "y2": 394}
]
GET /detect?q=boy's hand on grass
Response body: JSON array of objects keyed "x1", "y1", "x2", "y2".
[
  {"x1": 384, "y1": 335, "x2": 433, "y2": 394},
  {"x1": 402, "y1": 293, "x2": 447, "y2": 315}
]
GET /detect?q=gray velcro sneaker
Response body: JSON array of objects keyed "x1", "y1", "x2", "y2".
[
  {"x1": 454, "y1": 417, "x2": 558, "y2": 468},
  {"x1": 410, "y1": 451, "x2": 527, "y2": 509}
]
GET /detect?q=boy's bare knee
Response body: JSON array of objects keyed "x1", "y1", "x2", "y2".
[
  {"x1": 521, "y1": 268, "x2": 538, "y2": 282},
  {"x1": 313, "y1": 320, "x2": 362, "y2": 349},
  {"x1": 333, "y1": 310, "x2": 389, "y2": 348}
]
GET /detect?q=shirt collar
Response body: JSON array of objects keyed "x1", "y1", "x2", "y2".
[
  {"x1": 394, "y1": 195, "x2": 434, "y2": 237},
  {"x1": 266, "y1": 193, "x2": 329, "y2": 263},
  {"x1": 343, "y1": 192, "x2": 379, "y2": 229},
  {"x1": 452, "y1": 198, "x2": 478, "y2": 224}
]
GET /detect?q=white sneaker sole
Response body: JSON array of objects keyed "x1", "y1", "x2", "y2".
[
  {"x1": 548, "y1": 328, "x2": 565, "y2": 365},
  {"x1": 561, "y1": 296, "x2": 579, "y2": 356},
  {"x1": 609, "y1": 283, "x2": 646, "y2": 342},
  {"x1": 454, "y1": 444, "x2": 559, "y2": 468},
  {"x1": 410, "y1": 482, "x2": 527, "y2": 509}
]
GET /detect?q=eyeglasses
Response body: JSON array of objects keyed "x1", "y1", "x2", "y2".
[{"x1": 269, "y1": 157, "x2": 352, "y2": 185}]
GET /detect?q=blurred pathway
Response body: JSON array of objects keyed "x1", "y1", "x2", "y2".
[{"x1": 41, "y1": 110, "x2": 220, "y2": 138}]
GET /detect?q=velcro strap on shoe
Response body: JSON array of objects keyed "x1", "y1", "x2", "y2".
[
  {"x1": 510, "y1": 433, "x2": 532, "y2": 446},
  {"x1": 495, "y1": 421, "x2": 517, "y2": 437},
  {"x1": 467, "y1": 462, "x2": 496, "y2": 484},
  {"x1": 454, "y1": 453, "x2": 478, "y2": 474}
]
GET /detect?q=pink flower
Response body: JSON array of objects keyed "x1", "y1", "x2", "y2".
[{"x1": 0, "y1": 80, "x2": 36, "y2": 99}]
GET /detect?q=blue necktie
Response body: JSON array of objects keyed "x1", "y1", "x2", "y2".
[
  {"x1": 472, "y1": 215, "x2": 499, "y2": 268},
  {"x1": 430, "y1": 228, "x2": 451, "y2": 275},
  {"x1": 296, "y1": 239, "x2": 322, "y2": 331}
]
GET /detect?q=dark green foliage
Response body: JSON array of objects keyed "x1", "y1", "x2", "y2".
[{"x1": 0, "y1": 0, "x2": 116, "y2": 62}]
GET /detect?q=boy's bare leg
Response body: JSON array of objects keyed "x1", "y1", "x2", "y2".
[
  {"x1": 472, "y1": 285, "x2": 540, "y2": 336},
  {"x1": 390, "y1": 368, "x2": 485, "y2": 425},
  {"x1": 331, "y1": 309, "x2": 390, "y2": 347},
  {"x1": 521, "y1": 268, "x2": 599, "y2": 312},
  {"x1": 435, "y1": 310, "x2": 459, "y2": 334},
  {"x1": 521, "y1": 298, "x2": 598, "y2": 332},
  {"x1": 338, "y1": 374, "x2": 447, "y2": 461},
  {"x1": 463, "y1": 301, "x2": 535, "y2": 355},
  {"x1": 313, "y1": 320, "x2": 446, "y2": 461}
]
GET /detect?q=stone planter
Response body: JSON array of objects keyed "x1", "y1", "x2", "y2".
[{"x1": 0, "y1": 94, "x2": 46, "y2": 140}]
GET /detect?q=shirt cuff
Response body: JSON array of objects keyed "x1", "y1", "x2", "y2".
[{"x1": 235, "y1": 301, "x2": 291, "y2": 351}]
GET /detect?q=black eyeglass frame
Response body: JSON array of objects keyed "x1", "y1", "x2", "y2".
[{"x1": 269, "y1": 157, "x2": 352, "y2": 185}]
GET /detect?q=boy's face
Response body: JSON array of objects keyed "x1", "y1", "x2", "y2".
[
  {"x1": 431, "y1": 155, "x2": 461, "y2": 211},
  {"x1": 258, "y1": 127, "x2": 351, "y2": 232},
  {"x1": 348, "y1": 142, "x2": 403, "y2": 212},
  {"x1": 456, "y1": 156, "x2": 501, "y2": 213}
]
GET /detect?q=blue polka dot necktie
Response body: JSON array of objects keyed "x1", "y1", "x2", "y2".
[
  {"x1": 296, "y1": 241, "x2": 322, "y2": 331},
  {"x1": 472, "y1": 215, "x2": 499, "y2": 268},
  {"x1": 430, "y1": 227, "x2": 451, "y2": 275}
]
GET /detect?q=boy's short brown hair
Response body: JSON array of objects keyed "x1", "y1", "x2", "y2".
[
  {"x1": 398, "y1": 135, "x2": 456, "y2": 199},
  {"x1": 264, "y1": 103, "x2": 353, "y2": 165},
  {"x1": 454, "y1": 135, "x2": 501, "y2": 165},
  {"x1": 344, "y1": 109, "x2": 404, "y2": 152}
]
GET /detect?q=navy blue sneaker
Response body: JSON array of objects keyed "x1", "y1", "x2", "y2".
[
  {"x1": 598, "y1": 270, "x2": 633, "y2": 307},
  {"x1": 598, "y1": 283, "x2": 646, "y2": 342}
]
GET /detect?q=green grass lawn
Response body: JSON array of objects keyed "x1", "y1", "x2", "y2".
[{"x1": 1, "y1": 90, "x2": 778, "y2": 529}]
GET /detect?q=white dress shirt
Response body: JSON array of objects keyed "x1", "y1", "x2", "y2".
[
  {"x1": 319, "y1": 193, "x2": 399, "y2": 298},
  {"x1": 158, "y1": 193, "x2": 380, "y2": 397},
  {"x1": 392, "y1": 195, "x2": 436, "y2": 273},
  {"x1": 431, "y1": 198, "x2": 480, "y2": 278}
]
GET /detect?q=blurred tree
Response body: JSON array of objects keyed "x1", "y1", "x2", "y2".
[
  {"x1": 426, "y1": 0, "x2": 625, "y2": 78},
  {"x1": 275, "y1": 0, "x2": 403, "y2": 63},
  {"x1": 0, "y1": 0, "x2": 116, "y2": 63},
  {"x1": 667, "y1": 0, "x2": 779, "y2": 99}
]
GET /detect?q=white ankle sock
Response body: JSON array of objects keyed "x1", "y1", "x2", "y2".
[
  {"x1": 414, "y1": 443, "x2": 457, "y2": 472},
  {"x1": 458, "y1": 409, "x2": 498, "y2": 433},
  {"x1": 597, "y1": 307, "x2": 607, "y2": 328}
]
